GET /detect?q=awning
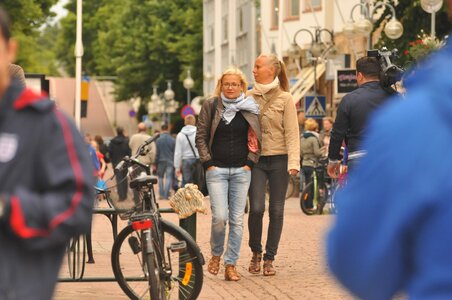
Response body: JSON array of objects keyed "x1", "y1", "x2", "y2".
[{"x1": 290, "y1": 62, "x2": 326, "y2": 105}]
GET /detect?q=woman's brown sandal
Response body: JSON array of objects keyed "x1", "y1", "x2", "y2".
[
  {"x1": 208, "y1": 256, "x2": 221, "y2": 275},
  {"x1": 224, "y1": 264, "x2": 241, "y2": 281},
  {"x1": 248, "y1": 252, "x2": 262, "y2": 274},
  {"x1": 263, "y1": 260, "x2": 276, "y2": 276}
]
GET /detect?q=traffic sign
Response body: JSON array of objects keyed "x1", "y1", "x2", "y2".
[
  {"x1": 181, "y1": 105, "x2": 195, "y2": 118},
  {"x1": 305, "y1": 95, "x2": 326, "y2": 118}
]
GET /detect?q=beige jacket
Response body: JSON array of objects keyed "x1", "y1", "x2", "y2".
[
  {"x1": 248, "y1": 87, "x2": 300, "y2": 171},
  {"x1": 129, "y1": 132, "x2": 156, "y2": 165}
]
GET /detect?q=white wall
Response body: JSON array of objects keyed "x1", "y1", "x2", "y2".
[
  {"x1": 203, "y1": 0, "x2": 257, "y2": 96},
  {"x1": 260, "y1": 0, "x2": 362, "y2": 57}
]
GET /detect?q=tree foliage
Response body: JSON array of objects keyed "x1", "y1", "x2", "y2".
[
  {"x1": 56, "y1": 0, "x2": 203, "y2": 108},
  {"x1": 373, "y1": 0, "x2": 449, "y2": 68},
  {"x1": 2, "y1": 0, "x2": 60, "y2": 75}
]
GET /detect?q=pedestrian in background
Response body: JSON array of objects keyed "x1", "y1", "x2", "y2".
[
  {"x1": 109, "y1": 127, "x2": 131, "y2": 201},
  {"x1": 0, "y1": 8, "x2": 95, "y2": 298},
  {"x1": 129, "y1": 122, "x2": 156, "y2": 168},
  {"x1": 196, "y1": 67, "x2": 261, "y2": 281},
  {"x1": 300, "y1": 118, "x2": 322, "y2": 208},
  {"x1": 155, "y1": 124, "x2": 175, "y2": 200},
  {"x1": 174, "y1": 114, "x2": 199, "y2": 186},
  {"x1": 247, "y1": 53, "x2": 300, "y2": 276},
  {"x1": 319, "y1": 117, "x2": 333, "y2": 157},
  {"x1": 91, "y1": 140, "x2": 107, "y2": 179},
  {"x1": 94, "y1": 135, "x2": 110, "y2": 165}
]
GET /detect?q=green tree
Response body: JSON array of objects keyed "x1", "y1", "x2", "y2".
[
  {"x1": 2, "y1": 0, "x2": 60, "y2": 74},
  {"x1": 373, "y1": 0, "x2": 449, "y2": 68},
  {"x1": 56, "y1": 0, "x2": 203, "y2": 111}
]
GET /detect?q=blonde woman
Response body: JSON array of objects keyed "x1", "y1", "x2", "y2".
[
  {"x1": 196, "y1": 67, "x2": 261, "y2": 281},
  {"x1": 248, "y1": 54, "x2": 300, "y2": 276}
]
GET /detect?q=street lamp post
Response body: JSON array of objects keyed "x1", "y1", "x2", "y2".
[
  {"x1": 289, "y1": 27, "x2": 336, "y2": 95},
  {"x1": 345, "y1": 1, "x2": 404, "y2": 49},
  {"x1": 163, "y1": 80, "x2": 175, "y2": 126},
  {"x1": 183, "y1": 69, "x2": 195, "y2": 106},
  {"x1": 148, "y1": 85, "x2": 161, "y2": 114},
  {"x1": 421, "y1": 0, "x2": 443, "y2": 38},
  {"x1": 74, "y1": 0, "x2": 83, "y2": 129}
]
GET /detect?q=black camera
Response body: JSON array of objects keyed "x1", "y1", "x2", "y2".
[{"x1": 367, "y1": 47, "x2": 404, "y2": 87}]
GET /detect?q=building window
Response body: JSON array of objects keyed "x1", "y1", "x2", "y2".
[
  {"x1": 209, "y1": 26, "x2": 214, "y2": 49},
  {"x1": 303, "y1": 0, "x2": 321, "y2": 12},
  {"x1": 285, "y1": 0, "x2": 300, "y2": 19},
  {"x1": 271, "y1": 0, "x2": 279, "y2": 30},
  {"x1": 239, "y1": 7, "x2": 244, "y2": 33},
  {"x1": 222, "y1": 16, "x2": 228, "y2": 41}
]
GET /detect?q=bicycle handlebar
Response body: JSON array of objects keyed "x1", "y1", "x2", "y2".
[{"x1": 115, "y1": 133, "x2": 161, "y2": 173}]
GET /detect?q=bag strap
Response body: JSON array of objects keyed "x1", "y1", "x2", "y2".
[
  {"x1": 259, "y1": 99, "x2": 273, "y2": 121},
  {"x1": 184, "y1": 134, "x2": 198, "y2": 159}
]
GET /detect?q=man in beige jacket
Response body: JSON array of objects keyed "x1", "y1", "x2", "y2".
[{"x1": 129, "y1": 122, "x2": 156, "y2": 166}]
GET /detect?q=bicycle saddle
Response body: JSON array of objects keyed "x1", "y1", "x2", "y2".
[{"x1": 130, "y1": 175, "x2": 158, "y2": 189}]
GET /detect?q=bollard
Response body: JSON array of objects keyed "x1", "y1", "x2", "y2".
[{"x1": 179, "y1": 213, "x2": 197, "y2": 241}]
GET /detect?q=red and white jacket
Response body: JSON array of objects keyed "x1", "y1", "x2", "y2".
[{"x1": 0, "y1": 80, "x2": 95, "y2": 299}]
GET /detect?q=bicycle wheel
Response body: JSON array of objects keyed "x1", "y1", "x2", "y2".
[
  {"x1": 112, "y1": 220, "x2": 204, "y2": 300},
  {"x1": 300, "y1": 182, "x2": 328, "y2": 215},
  {"x1": 67, "y1": 235, "x2": 86, "y2": 280},
  {"x1": 143, "y1": 229, "x2": 162, "y2": 300}
]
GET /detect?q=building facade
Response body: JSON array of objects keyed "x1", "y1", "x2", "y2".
[
  {"x1": 203, "y1": 0, "x2": 258, "y2": 96},
  {"x1": 202, "y1": 0, "x2": 384, "y2": 113}
]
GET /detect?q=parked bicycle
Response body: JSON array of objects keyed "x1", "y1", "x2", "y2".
[
  {"x1": 110, "y1": 133, "x2": 205, "y2": 300},
  {"x1": 300, "y1": 159, "x2": 330, "y2": 215}
]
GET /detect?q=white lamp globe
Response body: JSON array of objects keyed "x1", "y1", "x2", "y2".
[
  {"x1": 343, "y1": 20, "x2": 356, "y2": 39},
  {"x1": 311, "y1": 43, "x2": 325, "y2": 58},
  {"x1": 421, "y1": 0, "x2": 443, "y2": 13},
  {"x1": 183, "y1": 70, "x2": 195, "y2": 90},
  {"x1": 384, "y1": 19, "x2": 404, "y2": 39},
  {"x1": 355, "y1": 18, "x2": 373, "y2": 36},
  {"x1": 288, "y1": 43, "x2": 302, "y2": 59}
]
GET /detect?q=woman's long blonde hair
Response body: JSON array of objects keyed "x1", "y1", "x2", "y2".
[
  {"x1": 257, "y1": 53, "x2": 289, "y2": 92},
  {"x1": 213, "y1": 67, "x2": 248, "y2": 97}
]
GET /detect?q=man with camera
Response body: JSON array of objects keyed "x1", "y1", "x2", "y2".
[
  {"x1": 327, "y1": 56, "x2": 394, "y2": 177},
  {"x1": 327, "y1": 0, "x2": 452, "y2": 298}
]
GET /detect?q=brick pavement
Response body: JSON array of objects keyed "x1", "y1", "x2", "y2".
[{"x1": 54, "y1": 196, "x2": 352, "y2": 299}]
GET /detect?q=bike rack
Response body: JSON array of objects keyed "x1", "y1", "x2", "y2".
[{"x1": 59, "y1": 207, "x2": 197, "y2": 283}]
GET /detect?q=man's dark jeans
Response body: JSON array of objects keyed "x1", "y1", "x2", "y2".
[
  {"x1": 248, "y1": 155, "x2": 289, "y2": 261},
  {"x1": 115, "y1": 169, "x2": 129, "y2": 200},
  {"x1": 181, "y1": 158, "x2": 197, "y2": 186}
]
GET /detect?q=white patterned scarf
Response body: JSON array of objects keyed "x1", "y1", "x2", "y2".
[
  {"x1": 220, "y1": 92, "x2": 260, "y2": 125},
  {"x1": 254, "y1": 76, "x2": 280, "y2": 95}
]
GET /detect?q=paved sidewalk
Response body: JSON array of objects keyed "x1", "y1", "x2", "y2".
[{"x1": 54, "y1": 196, "x2": 352, "y2": 299}]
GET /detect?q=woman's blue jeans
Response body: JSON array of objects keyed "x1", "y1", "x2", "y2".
[{"x1": 206, "y1": 166, "x2": 251, "y2": 265}]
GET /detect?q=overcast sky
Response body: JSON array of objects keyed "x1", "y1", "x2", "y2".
[{"x1": 50, "y1": 0, "x2": 69, "y2": 23}]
